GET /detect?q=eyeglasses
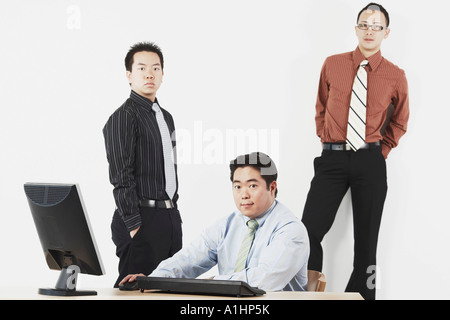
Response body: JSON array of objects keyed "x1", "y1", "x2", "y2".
[{"x1": 357, "y1": 23, "x2": 387, "y2": 32}]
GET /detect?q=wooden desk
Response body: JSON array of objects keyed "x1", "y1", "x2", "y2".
[{"x1": 0, "y1": 287, "x2": 363, "y2": 300}]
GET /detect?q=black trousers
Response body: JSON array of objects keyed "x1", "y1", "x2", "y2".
[
  {"x1": 111, "y1": 207, "x2": 183, "y2": 288},
  {"x1": 301, "y1": 145, "x2": 387, "y2": 300}
]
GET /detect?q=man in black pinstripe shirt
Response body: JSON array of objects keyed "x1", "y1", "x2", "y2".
[{"x1": 103, "y1": 42, "x2": 182, "y2": 288}]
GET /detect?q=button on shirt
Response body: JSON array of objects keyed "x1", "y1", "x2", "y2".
[
  {"x1": 315, "y1": 47, "x2": 409, "y2": 158},
  {"x1": 149, "y1": 201, "x2": 310, "y2": 291},
  {"x1": 103, "y1": 91, "x2": 178, "y2": 232}
]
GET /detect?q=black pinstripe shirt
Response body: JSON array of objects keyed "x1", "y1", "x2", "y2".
[{"x1": 103, "y1": 91, "x2": 178, "y2": 232}]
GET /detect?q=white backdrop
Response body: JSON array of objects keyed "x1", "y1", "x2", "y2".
[{"x1": 1, "y1": 0, "x2": 449, "y2": 300}]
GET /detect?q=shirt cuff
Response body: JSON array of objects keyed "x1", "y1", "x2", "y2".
[
  {"x1": 381, "y1": 143, "x2": 391, "y2": 159},
  {"x1": 123, "y1": 213, "x2": 142, "y2": 233}
]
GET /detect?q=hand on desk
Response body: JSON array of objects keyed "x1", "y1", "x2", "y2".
[{"x1": 119, "y1": 273, "x2": 146, "y2": 286}]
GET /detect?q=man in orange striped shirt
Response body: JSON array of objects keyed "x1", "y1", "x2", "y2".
[{"x1": 301, "y1": 3, "x2": 409, "y2": 300}]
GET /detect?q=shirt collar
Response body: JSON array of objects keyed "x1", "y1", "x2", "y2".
[
  {"x1": 352, "y1": 46, "x2": 383, "y2": 72},
  {"x1": 130, "y1": 90, "x2": 159, "y2": 111},
  {"x1": 242, "y1": 200, "x2": 278, "y2": 228}
]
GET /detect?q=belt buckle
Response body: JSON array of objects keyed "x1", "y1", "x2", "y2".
[
  {"x1": 323, "y1": 143, "x2": 352, "y2": 151},
  {"x1": 359, "y1": 143, "x2": 370, "y2": 150},
  {"x1": 334, "y1": 144, "x2": 351, "y2": 151},
  {"x1": 164, "y1": 200, "x2": 173, "y2": 208}
]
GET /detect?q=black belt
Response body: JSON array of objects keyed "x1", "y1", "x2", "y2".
[
  {"x1": 139, "y1": 199, "x2": 175, "y2": 209},
  {"x1": 323, "y1": 141, "x2": 380, "y2": 151}
]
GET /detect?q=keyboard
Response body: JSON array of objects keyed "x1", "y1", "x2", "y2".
[{"x1": 136, "y1": 276, "x2": 266, "y2": 297}]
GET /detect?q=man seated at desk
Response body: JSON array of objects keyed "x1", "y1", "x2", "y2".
[{"x1": 120, "y1": 152, "x2": 310, "y2": 291}]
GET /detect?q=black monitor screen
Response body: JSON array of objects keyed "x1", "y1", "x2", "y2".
[{"x1": 24, "y1": 183, "x2": 105, "y2": 296}]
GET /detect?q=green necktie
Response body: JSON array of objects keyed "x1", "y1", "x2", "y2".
[{"x1": 234, "y1": 219, "x2": 259, "y2": 272}]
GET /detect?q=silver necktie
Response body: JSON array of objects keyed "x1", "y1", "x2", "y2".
[{"x1": 152, "y1": 103, "x2": 176, "y2": 199}]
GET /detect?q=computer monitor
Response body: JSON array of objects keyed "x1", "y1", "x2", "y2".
[{"x1": 24, "y1": 183, "x2": 105, "y2": 296}]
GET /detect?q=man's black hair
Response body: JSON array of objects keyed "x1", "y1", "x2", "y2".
[
  {"x1": 357, "y1": 3, "x2": 390, "y2": 27},
  {"x1": 125, "y1": 42, "x2": 164, "y2": 72},
  {"x1": 230, "y1": 152, "x2": 278, "y2": 197}
]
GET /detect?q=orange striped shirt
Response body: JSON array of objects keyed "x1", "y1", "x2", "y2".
[{"x1": 315, "y1": 47, "x2": 409, "y2": 158}]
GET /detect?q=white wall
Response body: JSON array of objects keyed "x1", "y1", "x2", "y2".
[{"x1": 1, "y1": 0, "x2": 448, "y2": 299}]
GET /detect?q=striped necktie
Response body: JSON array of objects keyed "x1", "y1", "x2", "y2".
[
  {"x1": 234, "y1": 219, "x2": 259, "y2": 272},
  {"x1": 346, "y1": 60, "x2": 369, "y2": 151},
  {"x1": 152, "y1": 103, "x2": 177, "y2": 200}
]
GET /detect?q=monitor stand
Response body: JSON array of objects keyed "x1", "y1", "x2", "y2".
[{"x1": 39, "y1": 265, "x2": 97, "y2": 296}]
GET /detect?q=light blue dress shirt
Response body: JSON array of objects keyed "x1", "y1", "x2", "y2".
[{"x1": 149, "y1": 200, "x2": 310, "y2": 291}]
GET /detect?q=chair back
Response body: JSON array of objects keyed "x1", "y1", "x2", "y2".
[{"x1": 307, "y1": 270, "x2": 326, "y2": 292}]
